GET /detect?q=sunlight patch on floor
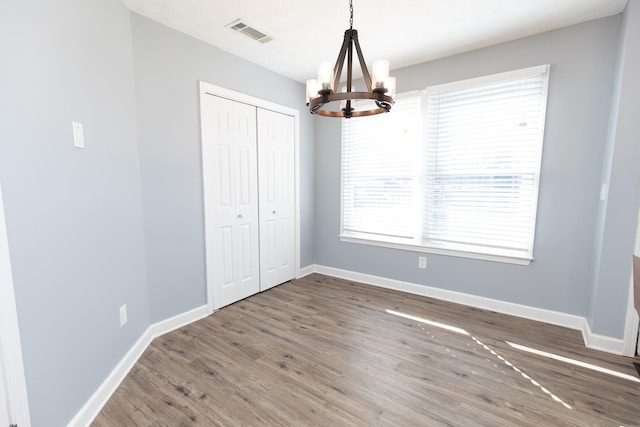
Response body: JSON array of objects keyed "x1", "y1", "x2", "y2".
[
  {"x1": 506, "y1": 341, "x2": 640, "y2": 384},
  {"x1": 385, "y1": 309, "x2": 470, "y2": 336},
  {"x1": 386, "y1": 309, "x2": 573, "y2": 410},
  {"x1": 473, "y1": 336, "x2": 572, "y2": 409}
]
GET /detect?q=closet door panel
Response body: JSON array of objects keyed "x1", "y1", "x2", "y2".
[
  {"x1": 218, "y1": 225, "x2": 237, "y2": 304},
  {"x1": 202, "y1": 94, "x2": 259, "y2": 309},
  {"x1": 233, "y1": 101, "x2": 260, "y2": 301},
  {"x1": 258, "y1": 108, "x2": 295, "y2": 291}
]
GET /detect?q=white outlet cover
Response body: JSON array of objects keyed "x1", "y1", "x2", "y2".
[{"x1": 418, "y1": 256, "x2": 427, "y2": 269}]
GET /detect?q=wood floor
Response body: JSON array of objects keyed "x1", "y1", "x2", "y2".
[{"x1": 93, "y1": 274, "x2": 640, "y2": 426}]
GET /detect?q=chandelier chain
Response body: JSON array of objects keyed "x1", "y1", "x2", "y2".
[{"x1": 349, "y1": 0, "x2": 353, "y2": 29}]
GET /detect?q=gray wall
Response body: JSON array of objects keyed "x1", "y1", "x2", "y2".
[
  {"x1": 589, "y1": 0, "x2": 640, "y2": 337},
  {"x1": 314, "y1": 17, "x2": 622, "y2": 320},
  {"x1": 0, "y1": 1, "x2": 150, "y2": 426},
  {"x1": 0, "y1": 3, "x2": 313, "y2": 423},
  {"x1": 130, "y1": 14, "x2": 314, "y2": 322},
  {"x1": 0, "y1": 1, "x2": 634, "y2": 425}
]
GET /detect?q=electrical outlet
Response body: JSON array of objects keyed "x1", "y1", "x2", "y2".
[
  {"x1": 119, "y1": 304, "x2": 128, "y2": 327},
  {"x1": 418, "y1": 256, "x2": 427, "y2": 269}
]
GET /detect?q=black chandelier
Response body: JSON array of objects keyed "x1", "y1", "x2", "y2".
[{"x1": 306, "y1": 0, "x2": 395, "y2": 119}]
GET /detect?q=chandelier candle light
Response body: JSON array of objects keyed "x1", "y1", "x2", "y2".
[{"x1": 306, "y1": 0, "x2": 396, "y2": 118}]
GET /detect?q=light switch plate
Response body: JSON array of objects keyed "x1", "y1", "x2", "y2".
[
  {"x1": 119, "y1": 304, "x2": 128, "y2": 327},
  {"x1": 599, "y1": 184, "x2": 607, "y2": 201},
  {"x1": 72, "y1": 121, "x2": 85, "y2": 148}
]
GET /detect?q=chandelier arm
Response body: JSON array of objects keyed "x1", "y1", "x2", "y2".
[
  {"x1": 332, "y1": 30, "x2": 352, "y2": 93},
  {"x1": 345, "y1": 30, "x2": 355, "y2": 115},
  {"x1": 351, "y1": 31, "x2": 373, "y2": 92},
  {"x1": 346, "y1": 32, "x2": 354, "y2": 92}
]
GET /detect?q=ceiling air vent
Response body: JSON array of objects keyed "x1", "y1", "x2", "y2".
[{"x1": 226, "y1": 19, "x2": 272, "y2": 44}]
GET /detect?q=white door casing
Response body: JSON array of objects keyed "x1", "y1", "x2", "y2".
[
  {"x1": 258, "y1": 108, "x2": 296, "y2": 291},
  {"x1": 633, "y1": 207, "x2": 640, "y2": 355},
  {"x1": 0, "y1": 183, "x2": 31, "y2": 426},
  {"x1": 0, "y1": 342, "x2": 9, "y2": 427},
  {"x1": 621, "y1": 206, "x2": 640, "y2": 356},
  {"x1": 201, "y1": 94, "x2": 260, "y2": 310}
]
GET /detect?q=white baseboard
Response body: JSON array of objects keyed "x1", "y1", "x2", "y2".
[
  {"x1": 296, "y1": 264, "x2": 315, "y2": 278},
  {"x1": 150, "y1": 305, "x2": 209, "y2": 338},
  {"x1": 314, "y1": 264, "x2": 585, "y2": 331},
  {"x1": 66, "y1": 329, "x2": 152, "y2": 427},
  {"x1": 67, "y1": 305, "x2": 209, "y2": 427},
  {"x1": 581, "y1": 319, "x2": 625, "y2": 355},
  {"x1": 622, "y1": 275, "x2": 639, "y2": 356}
]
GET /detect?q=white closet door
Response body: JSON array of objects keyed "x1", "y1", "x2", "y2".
[
  {"x1": 202, "y1": 94, "x2": 260, "y2": 310},
  {"x1": 258, "y1": 108, "x2": 295, "y2": 291}
]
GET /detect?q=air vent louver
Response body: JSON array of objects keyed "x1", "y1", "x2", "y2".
[{"x1": 226, "y1": 19, "x2": 272, "y2": 43}]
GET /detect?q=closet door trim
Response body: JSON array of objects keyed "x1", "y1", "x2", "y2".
[{"x1": 199, "y1": 81, "x2": 301, "y2": 314}]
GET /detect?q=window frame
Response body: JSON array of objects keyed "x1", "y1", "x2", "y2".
[{"x1": 339, "y1": 65, "x2": 550, "y2": 265}]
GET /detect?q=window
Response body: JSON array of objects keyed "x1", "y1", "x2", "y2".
[{"x1": 340, "y1": 65, "x2": 550, "y2": 264}]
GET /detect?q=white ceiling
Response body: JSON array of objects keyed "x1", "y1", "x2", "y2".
[{"x1": 122, "y1": 0, "x2": 627, "y2": 83}]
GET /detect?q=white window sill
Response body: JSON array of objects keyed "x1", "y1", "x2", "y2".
[{"x1": 339, "y1": 235, "x2": 533, "y2": 266}]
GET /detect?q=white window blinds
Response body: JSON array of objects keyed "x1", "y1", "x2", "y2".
[
  {"x1": 340, "y1": 65, "x2": 549, "y2": 263},
  {"x1": 341, "y1": 94, "x2": 423, "y2": 243},
  {"x1": 423, "y1": 65, "x2": 549, "y2": 259}
]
